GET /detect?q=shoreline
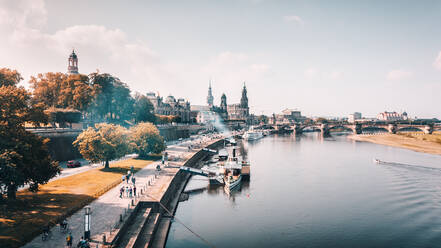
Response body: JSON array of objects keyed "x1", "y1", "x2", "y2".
[{"x1": 348, "y1": 133, "x2": 441, "y2": 156}]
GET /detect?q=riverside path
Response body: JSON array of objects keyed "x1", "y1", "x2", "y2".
[{"x1": 23, "y1": 134, "x2": 223, "y2": 248}]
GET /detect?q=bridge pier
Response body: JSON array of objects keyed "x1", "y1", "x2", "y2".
[
  {"x1": 320, "y1": 124, "x2": 330, "y2": 136},
  {"x1": 424, "y1": 124, "x2": 434, "y2": 134},
  {"x1": 388, "y1": 124, "x2": 397, "y2": 134},
  {"x1": 293, "y1": 125, "x2": 303, "y2": 135},
  {"x1": 353, "y1": 123, "x2": 362, "y2": 135}
]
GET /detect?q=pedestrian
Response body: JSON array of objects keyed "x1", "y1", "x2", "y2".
[
  {"x1": 66, "y1": 232, "x2": 73, "y2": 248},
  {"x1": 125, "y1": 174, "x2": 129, "y2": 183},
  {"x1": 125, "y1": 186, "x2": 129, "y2": 198},
  {"x1": 119, "y1": 186, "x2": 124, "y2": 198},
  {"x1": 133, "y1": 185, "x2": 137, "y2": 196},
  {"x1": 131, "y1": 176, "x2": 136, "y2": 185},
  {"x1": 121, "y1": 174, "x2": 125, "y2": 182},
  {"x1": 130, "y1": 165, "x2": 134, "y2": 174},
  {"x1": 129, "y1": 187, "x2": 133, "y2": 198}
]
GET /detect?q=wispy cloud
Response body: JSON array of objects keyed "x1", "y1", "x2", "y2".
[
  {"x1": 433, "y1": 51, "x2": 441, "y2": 70},
  {"x1": 387, "y1": 69, "x2": 413, "y2": 81},
  {"x1": 283, "y1": 15, "x2": 304, "y2": 26}
]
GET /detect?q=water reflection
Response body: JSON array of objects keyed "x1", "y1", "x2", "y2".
[{"x1": 167, "y1": 133, "x2": 441, "y2": 248}]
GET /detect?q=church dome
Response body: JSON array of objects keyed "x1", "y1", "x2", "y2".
[
  {"x1": 69, "y1": 50, "x2": 77, "y2": 59},
  {"x1": 165, "y1": 95, "x2": 176, "y2": 103}
]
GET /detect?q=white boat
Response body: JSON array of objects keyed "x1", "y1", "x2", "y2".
[
  {"x1": 243, "y1": 128, "x2": 263, "y2": 141},
  {"x1": 218, "y1": 149, "x2": 228, "y2": 161}
]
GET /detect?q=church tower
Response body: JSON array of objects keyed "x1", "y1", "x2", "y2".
[
  {"x1": 240, "y1": 82, "x2": 248, "y2": 108},
  {"x1": 68, "y1": 50, "x2": 79, "y2": 74},
  {"x1": 220, "y1": 93, "x2": 227, "y2": 111},
  {"x1": 240, "y1": 82, "x2": 249, "y2": 117},
  {"x1": 207, "y1": 81, "x2": 214, "y2": 107}
]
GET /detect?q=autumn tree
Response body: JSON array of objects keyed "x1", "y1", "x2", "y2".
[
  {"x1": 0, "y1": 68, "x2": 22, "y2": 87},
  {"x1": 73, "y1": 123, "x2": 129, "y2": 168},
  {"x1": 0, "y1": 69, "x2": 59, "y2": 200},
  {"x1": 130, "y1": 122, "x2": 165, "y2": 157},
  {"x1": 133, "y1": 93, "x2": 156, "y2": 123},
  {"x1": 30, "y1": 72, "x2": 95, "y2": 111}
]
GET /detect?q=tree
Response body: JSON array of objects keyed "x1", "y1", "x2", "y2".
[
  {"x1": 0, "y1": 68, "x2": 22, "y2": 87},
  {"x1": 87, "y1": 73, "x2": 134, "y2": 124},
  {"x1": 130, "y1": 122, "x2": 165, "y2": 157},
  {"x1": 0, "y1": 68, "x2": 59, "y2": 200},
  {"x1": 133, "y1": 93, "x2": 156, "y2": 123},
  {"x1": 73, "y1": 123, "x2": 129, "y2": 168},
  {"x1": 30, "y1": 72, "x2": 95, "y2": 111}
]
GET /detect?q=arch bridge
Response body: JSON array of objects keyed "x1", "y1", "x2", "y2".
[{"x1": 269, "y1": 122, "x2": 440, "y2": 136}]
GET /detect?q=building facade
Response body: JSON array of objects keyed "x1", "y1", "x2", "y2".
[
  {"x1": 348, "y1": 112, "x2": 362, "y2": 123},
  {"x1": 146, "y1": 92, "x2": 191, "y2": 123},
  {"x1": 226, "y1": 84, "x2": 249, "y2": 121},
  {"x1": 377, "y1": 111, "x2": 408, "y2": 121}
]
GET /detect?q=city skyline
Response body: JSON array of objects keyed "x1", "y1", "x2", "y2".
[{"x1": 1, "y1": 0, "x2": 441, "y2": 118}]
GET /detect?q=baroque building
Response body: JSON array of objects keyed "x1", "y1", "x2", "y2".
[
  {"x1": 146, "y1": 92, "x2": 191, "y2": 123},
  {"x1": 68, "y1": 50, "x2": 79, "y2": 74},
  {"x1": 205, "y1": 82, "x2": 249, "y2": 122},
  {"x1": 226, "y1": 84, "x2": 249, "y2": 121}
]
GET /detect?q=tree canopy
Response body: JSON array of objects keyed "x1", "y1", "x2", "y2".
[
  {"x1": 0, "y1": 68, "x2": 59, "y2": 200},
  {"x1": 73, "y1": 123, "x2": 129, "y2": 168},
  {"x1": 133, "y1": 93, "x2": 156, "y2": 124},
  {"x1": 130, "y1": 122, "x2": 165, "y2": 157},
  {"x1": 30, "y1": 72, "x2": 95, "y2": 111}
]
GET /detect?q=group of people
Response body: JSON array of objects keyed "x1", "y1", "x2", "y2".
[
  {"x1": 120, "y1": 166, "x2": 137, "y2": 198},
  {"x1": 65, "y1": 233, "x2": 89, "y2": 248},
  {"x1": 120, "y1": 184, "x2": 137, "y2": 198}
]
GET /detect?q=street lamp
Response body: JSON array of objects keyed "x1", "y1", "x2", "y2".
[{"x1": 84, "y1": 206, "x2": 91, "y2": 240}]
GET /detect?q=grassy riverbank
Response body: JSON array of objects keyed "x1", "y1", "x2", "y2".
[
  {"x1": 349, "y1": 132, "x2": 441, "y2": 155},
  {"x1": 0, "y1": 157, "x2": 157, "y2": 248}
]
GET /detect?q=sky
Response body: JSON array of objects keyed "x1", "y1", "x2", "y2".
[{"x1": 1, "y1": 0, "x2": 441, "y2": 118}]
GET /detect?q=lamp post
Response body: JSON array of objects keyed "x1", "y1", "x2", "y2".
[{"x1": 84, "y1": 206, "x2": 91, "y2": 240}]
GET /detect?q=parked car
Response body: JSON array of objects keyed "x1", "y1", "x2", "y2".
[{"x1": 67, "y1": 160, "x2": 81, "y2": 168}]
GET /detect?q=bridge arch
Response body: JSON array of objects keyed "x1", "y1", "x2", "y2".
[
  {"x1": 361, "y1": 126, "x2": 388, "y2": 134},
  {"x1": 396, "y1": 127, "x2": 424, "y2": 133},
  {"x1": 328, "y1": 125, "x2": 354, "y2": 133}
]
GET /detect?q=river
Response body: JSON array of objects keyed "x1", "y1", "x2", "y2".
[{"x1": 166, "y1": 133, "x2": 441, "y2": 248}]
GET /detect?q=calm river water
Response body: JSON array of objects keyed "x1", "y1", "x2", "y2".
[{"x1": 166, "y1": 133, "x2": 441, "y2": 248}]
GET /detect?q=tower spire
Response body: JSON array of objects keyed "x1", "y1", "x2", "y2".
[{"x1": 207, "y1": 79, "x2": 214, "y2": 107}]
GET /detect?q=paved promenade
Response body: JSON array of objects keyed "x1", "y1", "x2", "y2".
[{"x1": 23, "y1": 134, "x2": 222, "y2": 248}]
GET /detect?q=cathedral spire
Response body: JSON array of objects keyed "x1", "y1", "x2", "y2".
[{"x1": 207, "y1": 80, "x2": 214, "y2": 107}]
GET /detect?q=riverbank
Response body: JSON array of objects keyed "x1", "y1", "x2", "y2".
[
  {"x1": 349, "y1": 133, "x2": 441, "y2": 155},
  {"x1": 0, "y1": 158, "x2": 156, "y2": 248}
]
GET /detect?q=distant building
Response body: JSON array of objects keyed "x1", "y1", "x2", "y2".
[
  {"x1": 270, "y1": 108, "x2": 305, "y2": 124},
  {"x1": 227, "y1": 84, "x2": 249, "y2": 121},
  {"x1": 348, "y1": 112, "x2": 362, "y2": 123},
  {"x1": 67, "y1": 50, "x2": 79, "y2": 74},
  {"x1": 146, "y1": 92, "x2": 191, "y2": 122},
  {"x1": 377, "y1": 111, "x2": 408, "y2": 121}
]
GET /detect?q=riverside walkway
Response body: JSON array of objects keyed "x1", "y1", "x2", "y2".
[{"x1": 23, "y1": 134, "x2": 223, "y2": 248}]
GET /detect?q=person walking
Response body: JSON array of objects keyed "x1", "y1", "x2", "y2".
[
  {"x1": 129, "y1": 187, "x2": 133, "y2": 198},
  {"x1": 119, "y1": 186, "x2": 124, "y2": 198},
  {"x1": 131, "y1": 176, "x2": 136, "y2": 185},
  {"x1": 121, "y1": 174, "x2": 125, "y2": 183},
  {"x1": 125, "y1": 186, "x2": 129, "y2": 198},
  {"x1": 133, "y1": 185, "x2": 137, "y2": 197},
  {"x1": 66, "y1": 232, "x2": 73, "y2": 248}
]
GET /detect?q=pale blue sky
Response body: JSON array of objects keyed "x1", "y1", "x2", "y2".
[{"x1": 1, "y1": 0, "x2": 441, "y2": 118}]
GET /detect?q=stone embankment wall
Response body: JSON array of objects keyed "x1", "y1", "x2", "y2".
[{"x1": 29, "y1": 124, "x2": 205, "y2": 162}]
